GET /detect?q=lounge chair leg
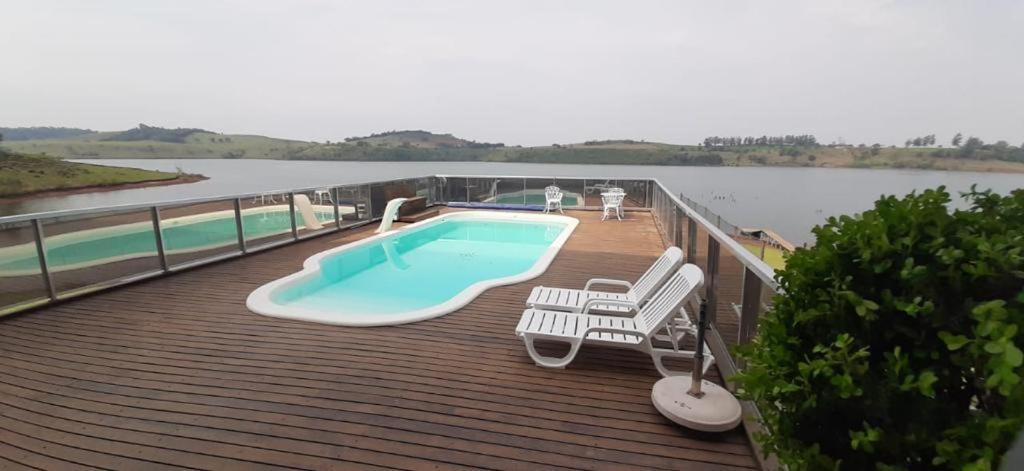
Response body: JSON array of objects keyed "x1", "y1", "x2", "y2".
[{"x1": 523, "y1": 336, "x2": 582, "y2": 369}]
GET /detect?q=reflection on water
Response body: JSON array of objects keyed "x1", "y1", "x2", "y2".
[{"x1": 2, "y1": 159, "x2": 1020, "y2": 245}]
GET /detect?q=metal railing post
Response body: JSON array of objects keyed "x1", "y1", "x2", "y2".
[
  {"x1": 32, "y1": 219, "x2": 57, "y2": 301},
  {"x1": 522, "y1": 178, "x2": 528, "y2": 205},
  {"x1": 332, "y1": 187, "x2": 341, "y2": 230},
  {"x1": 233, "y1": 198, "x2": 247, "y2": 253},
  {"x1": 674, "y1": 207, "x2": 684, "y2": 248},
  {"x1": 365, "y1": 185, "x2": 373, "y2": 220},
  {"x1": 687, "y1": 218, "x2": 698, "y2": 263},
  {"x1": 738, "y1": 267, "x2": 764, "y2": 348},
  {"x1": 150, "y1": 206, "x2": 168, "y2": 272},
  {"x1": 288, "y1": 192, "x2": 298, "y2": 240},
  {"x1": 705, "y1": 235, "x2": 720, "y2": 325}
]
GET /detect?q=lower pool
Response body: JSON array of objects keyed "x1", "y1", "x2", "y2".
[{"x1": 246, "y1": 211, "x2": 577, "y2": 326}]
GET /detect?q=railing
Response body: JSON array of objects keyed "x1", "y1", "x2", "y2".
[
  {"x1": 0, "y1": 176, "x2": 438, "y2": 316},
  {"x1": 677, "y1": 193, "x2": 742, "y2": 236},
  {"x1": 651, "y1": 179, "x2": 779, "y2": 469}
]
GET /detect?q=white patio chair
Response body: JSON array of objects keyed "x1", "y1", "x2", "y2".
[
  {"x1": 526, "y1": 246, "x2": 682, "y2": 314},
  {"x1": 601, "y1": 192, "x2": 625, "y2": 221},
  {"x1": 252, "y1": 193, "x2": 278, "y2": 205},
  {"x1": 313, "y1": 189, "x2": 332, "y2": 205},
  {"x1": 544, "y1": 186, "x2": 564, "y2": 214},
  {"x1": 516, "y1": 264, "x2": 713, "y2": 377}
]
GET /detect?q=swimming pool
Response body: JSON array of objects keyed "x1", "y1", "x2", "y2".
[
  {"x1": 246, "y1": 211, "x2": 577, "y2": 326},
  {"x1": 0, "y1": 205, "x2": 336, "y2": 276}
]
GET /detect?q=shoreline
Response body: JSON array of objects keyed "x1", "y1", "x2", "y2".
[
  {"x1": 66, "y1": 157, "x2": 1024, "y2": 174},
  {"x1": 0, "y1": 173, "x2": 207, "y2": 203}
]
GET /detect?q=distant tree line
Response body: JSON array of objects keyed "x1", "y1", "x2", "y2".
[
  {"x1": 582, "y1": 139, "x2": 645, "y2": 146},
  {"x1": 904, "y1": 135, "x2": 936, "y2": 147},
  {"x1": 101, "y1": 124, "x2": 211, "y2": 143},
  {"x1": 0, "y1": 126, "x2": 96, "y2": 141},
  {"x1": 701, "y1": 134, "x2": 818, "y2": 149}
]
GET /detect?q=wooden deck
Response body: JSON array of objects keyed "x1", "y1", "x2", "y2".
[{"x1": 0, "y1": 210, "x2": 757, "y2": 470}]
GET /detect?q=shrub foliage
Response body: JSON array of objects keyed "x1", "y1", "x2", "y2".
[{"x1": 736, "y1": 187, "x2": 1024, "y2": 470}]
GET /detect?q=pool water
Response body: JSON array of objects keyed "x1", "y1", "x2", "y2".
[
  {"x1": 494, "y1": 194, "x2": 580, "y2": 206},
  {"x1": 0, "y1": 208, "x2": 334, "y2": 274},
  {"x1": 269, "y1": 217, "x2": 569, "y2": 317}
]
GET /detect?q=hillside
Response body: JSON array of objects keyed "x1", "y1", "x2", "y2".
[
  {"x1": 0, "y1": 126, "x2": 97, "y2": 141},
  {"x1": 0, "y1": 149, "x2": 198, "y2": 198},
  {"x1": 343, "y1": 130, "x2": 504, "y2": 149},
  {"x1": 3, "y1": 125, "x2": 1023, "y2": 172}
]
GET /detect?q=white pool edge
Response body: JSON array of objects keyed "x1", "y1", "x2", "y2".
[{"x1": 245, "y1": 210, "x2": 579, "y2": 327}]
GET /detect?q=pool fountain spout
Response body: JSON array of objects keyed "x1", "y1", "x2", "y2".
[{"x1": 376, "y1": 198, "x2": 408, "y2": 233}]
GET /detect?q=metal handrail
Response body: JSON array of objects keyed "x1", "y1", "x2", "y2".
[
  {"x1": 654, "y1": 180, "x2": 778, "y2": 289},
  {"x1": 0, "y1": 175, "x2": 436, "y2": 225}
]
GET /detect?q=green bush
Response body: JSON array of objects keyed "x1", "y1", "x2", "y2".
[{"x1": 735, "y1": 187, "x2": 1024, "y2": 470}]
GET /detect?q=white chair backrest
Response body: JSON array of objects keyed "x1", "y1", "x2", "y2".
[
  {"x1": 606, "y1": 187, "x2": 626, "y2": 194},
  {"x1": 627, "y1": 246, "x2": 683, "y2": 301},
  {"x1": 601, "y1": 192, "x2": 625, "y2": 207},
  {"x1": 633, "y1": 264, "x2": 704, "y2": 337},
  {"x1": 544, "y1": 186, "x2": 562, "y2": 201}
]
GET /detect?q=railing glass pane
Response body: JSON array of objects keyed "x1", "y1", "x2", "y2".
[
  {"x1": 42, "y1": 209, "x2": 161, "y2": 295},
  {"x1": 440, "y1": 176, "x2": 468, "y2": 203},
  {"x1": 0, "y1": 221, "x2": 48, "y2": 310},
  {"x1": 371, "y1": 179, "x2": 420, "y2": 219},
  {"x1": 583, "y1": 179, "x2": 618, "y2": 207},
  {"x1": 292, "y1": 189, "x2": 338, "y2": 239},
  {"x1": 336, "y1": 184, "x2": 371, "y2": 225},
  {"x1": 495, "y1": 178, "x2": 528, "y2": 205},
  {"x1": 158, "y1": 199, "x2": 241, "y2": 268},
  {"x1": 239, "y1": 191, "x2": 295, "y2": 248},
  {"x1": 412, "y1": 177, "x2": 434, "y2": 202},
  {"x1": 524, "y1": 178, "x2": 558, "y2": 207},
  {"x1": 552, "y1": 179, "x2": 584, "y2": 208},
  {"x1": 617, "y1": 179, "x2": 649, "y2": 208},
  {"x1": 715, "y1": 245, "x2": 747, "y2": 348}
]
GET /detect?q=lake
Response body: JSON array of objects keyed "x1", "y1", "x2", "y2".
[{"x1": 3, "y1": 159, "x2": 1020, "y2": 245}]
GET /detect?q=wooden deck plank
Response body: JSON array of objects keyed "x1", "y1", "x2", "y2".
[{"x1": 0, "y1": 210, "x2": 757, "y2": 470}]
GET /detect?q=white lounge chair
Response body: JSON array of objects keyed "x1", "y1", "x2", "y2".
[
  {"x1": 526, "y1": 246, "x2": 683, "y2": 314},
  {"x1": 516, "y1": 264, "x2": 713, "y2": 376},
  {"x1": 544, "y1": 186, "x2": 564, "y2": 214}
]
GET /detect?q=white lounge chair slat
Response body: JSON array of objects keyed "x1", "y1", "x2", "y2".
[
  {"x1": 517, "y1": 264, "x2": 713, "y2": 376},
  {"x1": 525, "y1": 247, "x2": 683, "y2": 313}
]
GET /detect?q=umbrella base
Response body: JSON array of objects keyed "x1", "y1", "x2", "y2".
[{"x1": 652, "y1": 376, "x2": 742, "y2": 432}]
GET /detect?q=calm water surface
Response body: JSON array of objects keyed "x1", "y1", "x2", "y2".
[{"x1": 3, "y1": 159, "x2": 1020, "y2": 245}]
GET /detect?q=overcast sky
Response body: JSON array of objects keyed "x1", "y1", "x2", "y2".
[{"x1": 2, "y1": 0, "x2": 1022, "y2": 146}]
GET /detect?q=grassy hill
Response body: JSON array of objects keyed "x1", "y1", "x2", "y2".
[
  {"x1": 0, "y1": 149, "x2": 187, "y2": 197},
  {"x1": 3, "y1": 125, "x2": 1023, "y2": 172}
]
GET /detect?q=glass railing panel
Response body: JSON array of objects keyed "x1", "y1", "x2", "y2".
[
  {"x1": 336, "y1": 184, "x2": 371, "y2": 226},
  {"x1": 494, "y1": 178, "x2": 528, "y2": 205},
  {"x1": 0, "y1": 221, "x2": 48, "y2": 311},
  {"x1": 412, "y1": 177, "x2": 435, "y2": 203},
  {"x1": 583, "y1": 179, "x2": 618, "y2": 207},
  {"x1": 370, "y1": 179, "x2": 420, "y2": 219},
  {"x1": 715, "y1": 245, "x2": 747, "y2": 348},
  {"x1": 42, "y1": 208, "x2": 161, "y2": 295},
  {"x1": 441, "y1": 176, "x2": 469, "y2": 203},
  {"x1": 239, "y1": 191, "x2": 295, "y2": 248},
  {"x1": 291, "y1": 189, "x2": 338, "y2": 239},
  {"x1": 617, "y1": 179, "x2": 649, "y2": 208},
  {"x1": 465, "y1": 177, "x2": 495, "y2": 203},
  {"x1": 552, "y1": 179, "x2": 584, "y2": 208},
  {"x1": 158, "y1": 199, "x2": 241, "y2": 268}
]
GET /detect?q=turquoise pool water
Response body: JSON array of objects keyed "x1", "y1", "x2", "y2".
[
  {"x1": 0, "y1": 208, "x2": 333, "y2": 274},
  {"x1": 273, "y1": 219, "x2": 568, "y2": 315}
]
